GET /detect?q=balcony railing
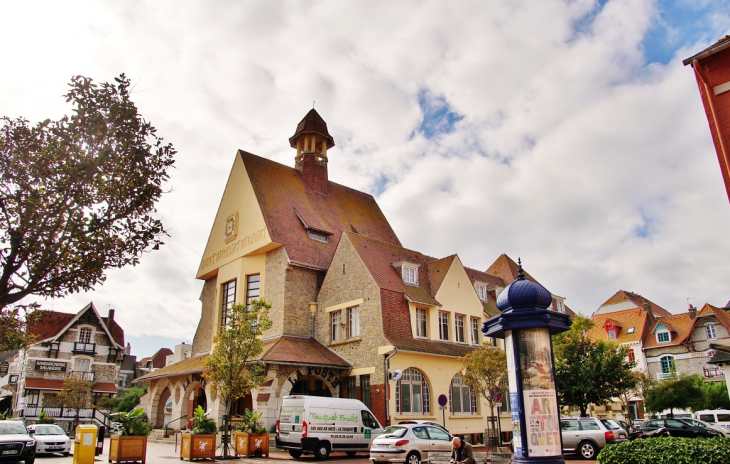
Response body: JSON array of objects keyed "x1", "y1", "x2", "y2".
[
  {"x1": 657, "y1": 371, "x2": 676, "y2": 381},
  {"x1": 73, "y1": 342, "x2": 96, "y2": 355},
  {"x1": 68, "y1": 371, "x2": 95, "y2": 382},
  {"x1": 704, "y1": 366, "x2": 724, "y2": 378}
]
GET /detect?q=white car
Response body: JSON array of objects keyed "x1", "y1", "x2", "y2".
[
  {"x1": 26, "y1": 424, "x2": 71, "y2": 456},
  {"x1": 370, "y1": 423, "x2": 453, "y2": 464}
]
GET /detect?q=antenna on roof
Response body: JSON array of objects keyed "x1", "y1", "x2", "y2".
[
  {"x1": 687, "y1": 297, "x2": 697, "y2": 309},
  {"x1": 312, "y1": 100, "x2": 315, "y2": 108}
]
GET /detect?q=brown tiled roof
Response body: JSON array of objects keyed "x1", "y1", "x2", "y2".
[
  {"x1": 135, "y1": 353, "x2": 208, "y2": 382},
  {"x1": 599, "y1": 290, "x2": 672, "y2": 317},
  {"x1": 710, "y1": 304, "x2": 730, "y2": 330},
  {"x1": 605, "y1": 319, "x2": 623, "y2": 328},
  {"x1": 101, "y1": 317, "x2": 125, "y2": 347},
  {"x1": 345, "y1": 232, "x2": 439, "y2": 306},
  {"x1": 380, "y1": 289, "x2": 478, "y2": 357},
  {"x1": 486, "y1": 254, "x2": 541, "y2": 286},
  {"x1": 288, "y1": 109, "x2": 335, "y2": 149},
  {"x1": 427, "y1": 255, "x2": 456, "y2": 297},
  {"x1": 93, "y1": 382, "x2": 117, "y2": 394},
  {"x1": 643, "y1": 313, "x2": 694, "y2": 349},
  {"x1": 242, "y1": 151, "x2": 400, "y2": 270},
  {"x1": 27, "y1": 311, "x2": 75, "y2": 341},
  {"x1": 150, "y1": 348, "x2": 174, "y2": 369},
  {"x1": 463, "y1": 267, "x2": 505, "y2": 291},
  {"x1": 25, "y1": 378, "x2": 64, "y2": 390},
  {"x1": 257, "y1": 336, "x2": 350, "y2": 368},
  {"x1": 588, "y1": 308, "x2": 652, "y2": 344}
]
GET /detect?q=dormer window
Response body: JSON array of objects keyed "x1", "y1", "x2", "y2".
[
  {"x1": 706, "y1": 324, "x2": 717, "y2": 340},
  {"x1": 657, "y1": 331, "x2": 670, "y2": 343},
  {"x1": 402, "y1": 265, "x2": 418, "y2": 285},
  {"x1": 627, "y1": 327, "x2": 635, "y2": 334},
  {"x1": 608, "y1": 329, "x2": 617, "y2": 340},
  {"x1": 474, "y1": 283, "x2": 487, "y2": 301},
  {"x1": 307, "y1": 229, "x2": 329, "y2": 243}
]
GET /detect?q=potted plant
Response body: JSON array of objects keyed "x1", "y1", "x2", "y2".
[
  {"x1": 180, "y1": 405, "x2": 217, "y2": 461},
  {"x1": 109, "y1": 408, "x2": 151, "y2": 464},
  {"x1": 233, "y1": 408, "x2": 269, "y2": 458},
  {"x1": 37, "y1": 410, "x2": 55, "y2": 424}
]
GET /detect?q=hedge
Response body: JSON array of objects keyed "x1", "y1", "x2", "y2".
[{"x1": 597, "y1": 437, "x2": 730, "y2": 464}]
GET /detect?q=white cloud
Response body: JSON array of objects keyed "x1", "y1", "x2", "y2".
[{"x1": 2, "y1": 0, "x2": 730, "y2": 356}]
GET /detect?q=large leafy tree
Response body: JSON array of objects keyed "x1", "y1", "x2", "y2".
[
  {"x1": 0, "y1": 74, "x2": 175, "y2": 314},
  {"x1": 645, "y1": 374, "x2": 705, "y2": 417},
  {"x1": 553, "y1": 315, "x2": 637, "y2": 417},
  {"x1": 203, "y1": 299, "x2": 272, "y2": 458},
  {"x1": 57, "y1": 375, "x2": 93, "y2": 429},
  {"x1": 460, "y1": 343, "x2": 508, "y2": 419},
  {"x1": 700, "y1": 380, "x2": 730, "y2": 410}
]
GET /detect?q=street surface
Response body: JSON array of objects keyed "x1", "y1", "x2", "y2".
[{"x1": 15, "y1": 438, "x2": 586, "y2": 464}]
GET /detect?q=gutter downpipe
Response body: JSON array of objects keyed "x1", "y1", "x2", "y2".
[
  {"x1": 694, "y1": 59, "x2": 730, "y2": 201},
  {"x1": 384, "y1": 347, "x2": 398, "y2": 427}
]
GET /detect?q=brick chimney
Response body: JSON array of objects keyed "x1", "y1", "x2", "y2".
[
  {"x1": 289, "y1": 109, "x2": 335, "y2": 194},
  {"x1": 689, "y1": 304, "x2": 697, "y2": 319},
  {"x1": 108, "y1": 308, "x2": 115, "y2": 322}
]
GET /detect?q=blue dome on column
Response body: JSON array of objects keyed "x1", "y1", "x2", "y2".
[{"x1": 496, "y1": 259, "x2": 552, "y2": 311}]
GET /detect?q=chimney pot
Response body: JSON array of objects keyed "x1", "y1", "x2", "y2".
[{"x1": 108, "y1": 308, "x2": 115, "y2": 322}]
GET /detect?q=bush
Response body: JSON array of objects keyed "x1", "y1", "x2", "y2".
[
  {"x1": 191, "y1": 405, "x2": 217, "y2": 435},
  {"x1": 37, "y1": 410, "x2": 54, "y2": 424},
  {"x1": 111, "y1": 408, "x2": 152, "y2": 437},
  {"x1": 114, "y1": 386, "x2": 147, "y2": 413},
  {"x1": 597, "y1": 437, "x2": 730, "y2": 464}
]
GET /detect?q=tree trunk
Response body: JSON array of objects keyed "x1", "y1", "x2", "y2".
[{"x1": 579, "y1": 406, "x2": 588, "y2": 417}]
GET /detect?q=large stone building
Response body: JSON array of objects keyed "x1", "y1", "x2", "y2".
[{"x1": 136, "y1": 110, "x2": 573, "y2": 441}]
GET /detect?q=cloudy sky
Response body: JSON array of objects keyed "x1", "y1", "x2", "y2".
[{"x1": 2, "y1": 0, "x2": 729, "y2": 358}]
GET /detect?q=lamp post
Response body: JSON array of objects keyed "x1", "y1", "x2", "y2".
[
  {"x1": 309, "y1": 302, "x2": 318, "y2": 338},
  {"x1": 482, "y1": 260, "x2": 571, "y2": 464}
]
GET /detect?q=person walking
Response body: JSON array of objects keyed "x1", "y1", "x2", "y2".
[{"x1": 449, "y1": 437, "x2": 475, "y2": 464}]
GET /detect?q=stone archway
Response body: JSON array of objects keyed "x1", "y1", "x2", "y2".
[
  {"x1": 278, "y1": 366, "x2": 341, "y2": 398},
  {"x1": 181, "y1": 380, "x2": 209, "y2": 430},
  {"x1": 155, "y1": 387, "x2": 172, "y2": 428},
  {"x1": 148, "y1": 379, "x2": 174, "y2": 429}
]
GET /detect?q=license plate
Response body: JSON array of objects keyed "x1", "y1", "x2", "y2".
[
  {"x1": 2, "y1": 450, "x2": 18, "y2": 455},
  {"x1": 49, "y1": 446, "x2": 63, "y2": 450},
  {"x1": 280, "y1": 433, "x2": 289, "y2": 437}
]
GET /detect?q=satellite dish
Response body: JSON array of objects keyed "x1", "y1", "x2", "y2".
[{"x1": 390, "y1": 370, "x2": 403, "y2": 381}]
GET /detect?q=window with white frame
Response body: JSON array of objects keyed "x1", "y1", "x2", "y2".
[
  {"x1": 78, "y1": 327, "x2": 92, "y2": 344},
  {"x1": 331, "y1": 306, "x2": 360, "y2": 342},
  {"x1": 438, "y1": 311, "x2": 449, "y2": 341},
  {"x1": 450, "y1": 373, "x2": 477, "y2": 414},
  {"x1": 660, "y1": 356, "x2": 676, "y2": 375},
  {"x1": 656, "y1": 330, "x2": 670, "y2": 343},
  {"x1": 471, "y1": 317, "x2": 480, "y2": 345},
  {"x1": 455, "y1": 315, "x2": 465, "y2": 343},
  {"x1": 706, "y1": 324, "x2": 717, "y2": 340},
  {"x1": 395, "y1": 368, "x2": 430, "y2": 414},
  {"x1": 416, "y1": 308, "x2": 427, "y2": 338},
  {"x1": 475, "y1": 283, "x2": 487, "y2": 301},
  {"x1": 402, "y1": 265, "x2": 418, "y2": 285},
  {"x1": 221, "y1": 280, "x2": 237, "y2": 326}
]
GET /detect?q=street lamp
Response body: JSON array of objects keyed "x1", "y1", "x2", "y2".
[
  {"x1": 309, "y1": 302, "x2": 318, "y2": 338},
  {"x1": 482, "y1": 260, "x2": 572, "y2": 464}
]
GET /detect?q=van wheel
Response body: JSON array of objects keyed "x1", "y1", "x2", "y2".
[
  {"x1": 406, "y1": 451, "x2": 421, "y2": 464},
  {"x1": 314, "y1": 442, "x2": 331, "y2": 459},
  {"x1": 577, "y1": 441, "x2": 597, "y2": 460},
  {"x1": 346, "y1": 451, "x2": 357, "y2": 457},
  {"x1": 289, "y1": 450, "x2": 303, "y2": 459}
]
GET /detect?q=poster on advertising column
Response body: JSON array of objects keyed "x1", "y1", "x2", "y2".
[
  {"x1": 504, "y1": 331, "x2": 523, "y2": 458},
  {"x1": 519, "y1": 328, "x2": 561, "y2": 457}
]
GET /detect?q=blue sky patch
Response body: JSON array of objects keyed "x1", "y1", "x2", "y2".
[{"x1": 417, "y1": 89, "x2": 464, "y2": 139}]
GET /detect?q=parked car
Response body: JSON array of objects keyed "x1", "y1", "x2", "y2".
[
  {"x1": 640, "y1": 418, "x2": 723, "y2": 438},
  {"x1": 0, "y1": 420, "x2": 36, "y2": 464},
  {"x1": 560, "y1": 417, "x2": 627, "y2": 460},
  {"x1": 397, "y1": 421, "x2": 449, "y2": 434},
  {"x1": 26, "y1": 424, "x2": 70, "y2": 456},
  {"x1": 680, "y1": 418, "x2": 730, "y2": 437},
  {"x1": 694, "y1": 409, "x2": 730, "y2": 429},
  {"x1": 370, "y1": 423, "x2": 453, "y2": 464}
]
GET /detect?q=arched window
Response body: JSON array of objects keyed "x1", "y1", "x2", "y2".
[
  {"x1": 449, "y1": 374, "x2": 477, "y2": 414},
  {"x1": 660, "y1": 356, "x2": 676, "y2": 379},
  {"x1": 395, "y1": 368, "x2": 430, "y2": 414}
]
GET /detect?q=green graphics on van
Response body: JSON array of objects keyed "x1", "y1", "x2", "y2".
[
  {"x1": 365, "y1": 429, "x2": 371, "y2": 439},
  {"x1": 309, "y1": 412, "x2": 358, "y2": 422},
  {"x1": 280, "y1": 406, "x2": 304, "y2": 424}
]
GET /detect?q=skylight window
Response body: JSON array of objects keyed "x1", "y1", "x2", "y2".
[
  {"x1": 308, "y1": 230, "x2": 328, "y2": 243},
  {"x1": 627, "y1": 327, "x2": 635, "y2": 334}
]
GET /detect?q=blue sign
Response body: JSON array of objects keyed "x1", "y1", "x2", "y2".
[{"x1": 438, "y1": 394, "x2": 448, "y2": 406}]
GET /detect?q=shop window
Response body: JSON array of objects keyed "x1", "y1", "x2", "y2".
[{"x1": 395, "y1": 368, "x2": 430, "y2": 414}]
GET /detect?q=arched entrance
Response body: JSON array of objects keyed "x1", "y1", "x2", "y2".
[
  {"x1": 155, "y1": 387, "x2": 172, "y2": 428},
  {"x1": 280, "y1": 367, "x2": 340, "y2": 398},
  {"x1": 181, "y1": 381, "x2": 208, "y2": 430}
]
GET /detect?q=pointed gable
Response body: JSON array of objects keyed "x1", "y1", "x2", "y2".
[
  {"x1": 427, "y1": 255, "x2": 456, "y2": 298},
  {"x1": 589, "y1": 308, "x2": 650, "y2": 343},
  {"x1": 486, "y1": 254, "x2": 540, "y2": 286},
  {"x1": 595, "y1": 290, "x2": 672, "y2": 317},
  {"x1": 28, "y1": 303, "x2": 123, "y2": 349},
  {"x1": 644, "y1": 313, "x2": 694, "y2": 349}
]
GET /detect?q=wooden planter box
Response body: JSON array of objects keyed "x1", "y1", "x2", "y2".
[
  {"x1": 234, "y1": 432, "x2": 269, "y2": 458},
  {"x1": 109, "y1": 435, "x2": 148, "y2": 464},
  {"x1": 180, "y1": 433, "x2": 216, "y2": 461}
]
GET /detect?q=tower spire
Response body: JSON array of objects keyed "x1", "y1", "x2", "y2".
[{"x1": 290, "y1": 109, "x2": 335, "y2": 194}]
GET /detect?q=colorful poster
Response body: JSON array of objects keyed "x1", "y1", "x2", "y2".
[
  {"x1": 504, "y1": 332, "x2": 523, "y2": 457},
  {"x1": 519, "y1": 328, "x2": 561, "y2": 457}
]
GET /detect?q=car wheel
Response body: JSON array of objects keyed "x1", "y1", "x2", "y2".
[
  {"x1": 289, "y1": 450, "x2": 303, "y2": 459},
  {"x1": 578, "y1": 441, "x2": 597, "y2": 460},
  {"x1": 24, "y1": 459, "x2": 35, "y2": 464},
  {"x1": 314, "y1": 442, "x2": 331, "y2": 459},
  {"x1": 63, "y1": 452, "x2": 70, "y2": 457},
  {"x1": 406, "y1": 451, "x2": 421, "y2": 464},
  {"x1": 346, "y1": 451, "x2": 357, "y2": 457}
]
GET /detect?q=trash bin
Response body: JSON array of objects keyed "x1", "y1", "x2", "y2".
[{"x1": 73, "y1": 424, "x2": 98, "y2": 464}]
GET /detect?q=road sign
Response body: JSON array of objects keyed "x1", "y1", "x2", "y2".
[
  {"x1": 490, "y1": 386, "x2": 503, "y2": 403},
  {"x1": 438, "y1": 394, "x2": 448, "y2": 406}
]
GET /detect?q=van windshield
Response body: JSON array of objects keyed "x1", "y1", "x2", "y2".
[
  {"x1": 700, "y1": 414, "x2": 716, "y2": 423},
  {"x1": 377, "y1": 427, "x2": 407, "y2": 438},
  {"x1": 718, "y1": 414, "x2": 730, "y2": 422}
]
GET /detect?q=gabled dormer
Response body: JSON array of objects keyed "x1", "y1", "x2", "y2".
[
  {"x1": 602, "y1": 319, "x2": 622, "y2": 340},
  {"x1": 653, "y1": 322, "x2": 674, "y2": 343},
  {"x1": 393, "y1": 261, "x2": 419, "y2": 286}
]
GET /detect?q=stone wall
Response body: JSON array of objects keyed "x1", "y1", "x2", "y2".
[
  {"x1": 284, "y1": 265, "x2": 322, "y2": 337},
  {"x1": 193, "y1": 276, "x2": 218, "y2": 355},
  {"x1": 264, "y1": 247, "x2": 287, "y2": 337}
]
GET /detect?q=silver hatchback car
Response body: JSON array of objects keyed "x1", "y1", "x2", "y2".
[
  {"x1": 370, "y1": 424, "x2": 453, "y2": 464},
  {"x1": 561, "y1": 417, "x2": 627, "y2": 460}
]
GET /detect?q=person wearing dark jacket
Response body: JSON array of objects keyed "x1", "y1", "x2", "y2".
[{"x1": 449, "y1": 437, "x2": 475, "y2": 464}]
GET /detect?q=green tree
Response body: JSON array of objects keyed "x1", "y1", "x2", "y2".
[
  {"x1": 114, "y1": 386, "x2": 147, "y2": 413},
  {"x1": 0, "y1": 74, "x2": 175, "y2": 312},
  {"x1": 553, "y1": 315, "x2": 637, "y2": 417},
  {"x1": 701, "y1": 381, "x2": 730, "y2": 410},
  {"x1": 203, "y1": 299, "x2": 273, "y2": 458},
  {"x1": 645, "y1": 374, "x2": 706, "y2": 417},
  {"x1": 460, "y1": 343, "x2": 508, "y2": 419},
  {"x1": 57, "y1": 375, "x2": 93, "y2": 429}
]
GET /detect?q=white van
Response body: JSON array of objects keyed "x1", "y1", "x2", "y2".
[
  {"x1": 694, "y1": 410, "x2": 730, "y2": 429},
  {"x1": 276, "y1": 395, "x2": 383, "y2": 459}
]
